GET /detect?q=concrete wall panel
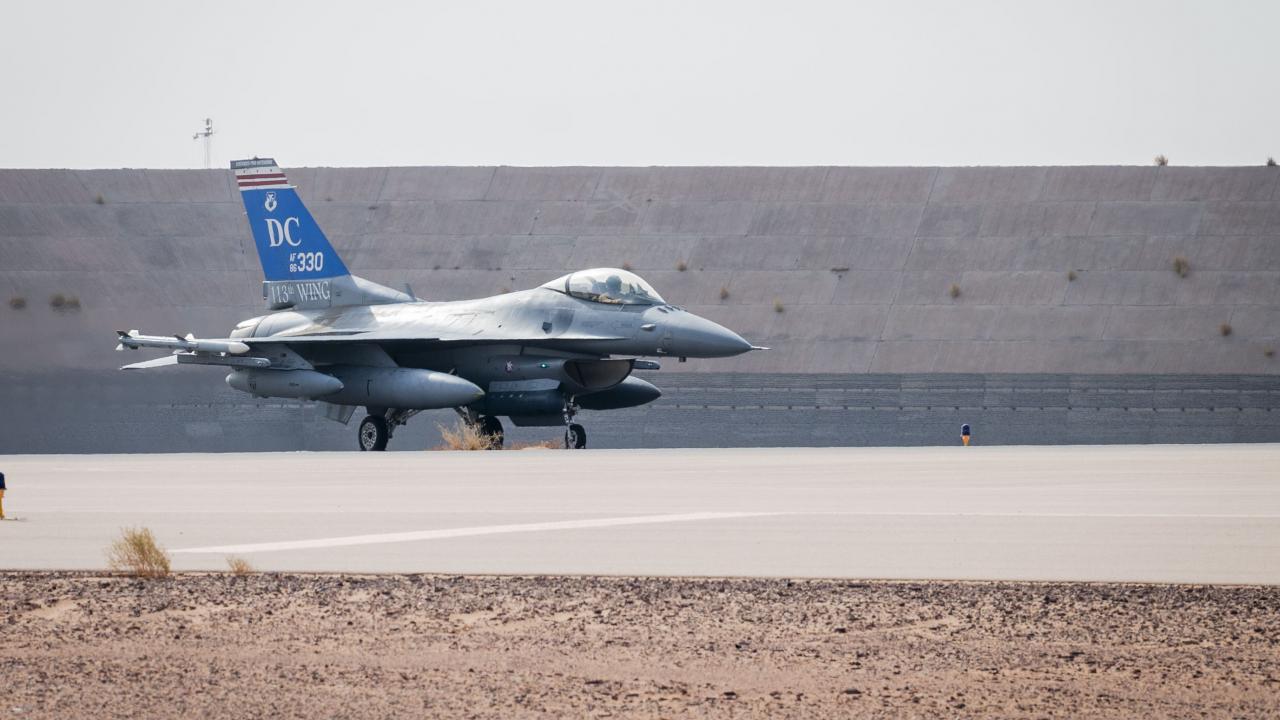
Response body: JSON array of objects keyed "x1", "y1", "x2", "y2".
[
  {"x1": 639, "y1": 201, "x2": 756, "y2": 235},
  {"x1": 978, "y1": 202, "x2": 1095, "y2": 237},
  {"x1": 1152, "y1": 167, "x2": 1279, "y2": 202},
  {"x1": 917, "y1": 204, "x2": 983, "y2": 237},
  {"x1": 1197, "y1": 202, "x2": 1280, "y2": 236},
  {"x1": 749, "y1": 203, "x2": 923, "y2": 237},
  {"x1": 379, "y1": 167, "x2": 495, "y2": 201},
  {"x1": 988, "y1": 306, "x2": 1108, "y2": 341},
  {"x1": 532, "y1": 201, "x2": 641, "y2": 235},
  {"x1": 1104, "y1": 306, "x2": 1234, "y2": 340},
  {"x1": 291, "y1": 167, "x2": 388, "y2": 203},
  {"x1": 882, "y1": 305, "x2": 1000, "y2": 341},
  {"x1": 1088, "y1": 202, "x2": 1201, "y2": 236},
  {"x1": 818, "y1": 168, "x2": 936, "y2": 203},
  {"x1": 0, "y1": 170, "x2": 91, "y2": 204},
  {"x1": 1063, "y1": 271, "x2": 1181, "y2": 306},
  {"x1": 485, "y1": 167, "x2": 602, "y2": 201},
  {"x1": 930, "y1": 167, "x2": 1048, "y2": 203},
  {"x1": 1040, "y1": 167, "x2": 1156, "y2": 201},
  {"x1": 594, "y1": 167, "x2": 830, "y2": 202}
]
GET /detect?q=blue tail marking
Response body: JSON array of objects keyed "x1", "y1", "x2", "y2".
[{"x1": 234, "y1": 159, "x2": 350, "y2": 281}]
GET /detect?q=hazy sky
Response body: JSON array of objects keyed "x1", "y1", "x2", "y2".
[{"x1": 3, "y1": 1, "x2": 1277, "y2": 168}]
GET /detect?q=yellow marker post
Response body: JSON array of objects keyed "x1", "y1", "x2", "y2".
[{"x1": 0, "y1": 488, "x2": 5, "y2": 520}]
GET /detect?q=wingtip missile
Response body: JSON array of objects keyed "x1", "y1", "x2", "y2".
[{"x1": 111, "y1": 330, "x2": 250, "y2": 355}]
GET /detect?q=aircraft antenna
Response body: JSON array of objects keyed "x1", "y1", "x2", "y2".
[{"x1": 192, "y1": 118, "x2": 215, "y2": 169}]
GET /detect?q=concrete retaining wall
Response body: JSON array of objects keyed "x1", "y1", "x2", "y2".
[{"x1": 1, "y1": 165, "x2": 1277, "y2": 452}]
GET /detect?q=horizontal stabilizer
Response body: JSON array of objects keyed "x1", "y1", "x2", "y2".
[{"x1": 122, "y1": 355, "x2": 180, "y2": 371}]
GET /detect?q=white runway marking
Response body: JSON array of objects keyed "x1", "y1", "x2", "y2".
[{"x1": 173, "y1": 512, "x2": 781, "y2": 555}]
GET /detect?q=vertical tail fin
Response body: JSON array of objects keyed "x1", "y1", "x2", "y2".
[
  {"x1": 232, "y1": 159, "x2": 408, "y2": 310},
  {"x1": 232, "y1": 158, "x2": 349, "y2": 281}
]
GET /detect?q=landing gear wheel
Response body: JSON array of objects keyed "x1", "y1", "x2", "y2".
[
  {"x1": 358, "y1": 415, "x2": 389, "y2": 451},
  {"x1": 564, "y1": 423, "x2": 587, "y2": 450},
  {"x1": 479, "y1": 416, "x2": 504, "y2": 450}
]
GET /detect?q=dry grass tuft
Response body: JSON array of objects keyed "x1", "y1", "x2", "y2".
[
  {"x1": 94, "y1": 193, "x2": 106, "y2": 205},
  {"x1": 1154, "y1": 154, "x2": 1169, "y2": 166},
  {"x1": 949, "y1": 283, "x2": 962, "y2": 299},
  {"x1": 9, "y1": 296, "x2": 26, "y2": 310},
  {"x1": 1067, "y1": 270, "x2": 1078, "y2": 282},
  {"x1": 49, "y1": 294, "x2": 81, "y2": 312},
  {"x1": 435, "y1": 421, "x2": 499, "y2": 451},
  {"x1": 676, "y1": 260, "x2": 688, "y2": 272},
  {"x1": 1173, "y1": 256, "x2": 1191, "y2": 278},
  {"x1": 1219, "y1": 322, "x2": 1232, "y2": 337},
  {"x1": 719, "y1": 285, "x2": 730, "y2": 300},
  {"x1": 773, "y1": 298, "x2": 785, "y2": 313},
  {"x1": 226, "y1": 556, "x2": 255, "y2": 575},
  {"x1": 1265, "y1": 348, "x2": 1275, "y2": 358},
  {"x1": 106, "y1": 527, "x2": 171, "y2": 579}
]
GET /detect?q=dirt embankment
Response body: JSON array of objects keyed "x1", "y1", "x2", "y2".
[{"x1": 3, "y1": 573, "x2": 1278, "y2": 718}]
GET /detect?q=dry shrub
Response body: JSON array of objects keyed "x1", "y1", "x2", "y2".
[
  {"x1": 621, "y1": 261, "x2": 633, "y2": 271},
  {"x1": 49, "y1": 293, "x2": 66, "y2": 309},
  {"x1": 719, "y1": 286, "x2": 730, "y2": 300},
  {"x1": 773, "y1": 298, "x2": 785, "y2": 313},
  {"x1": 1265, "y1": 348, "x2": 1275, "y2": 358},
  {"x1": 9, "y1": 296, "x2": 26, "y2": 310},
  {"x1": 94, "y1": 193, "x2": 106, "y2": 205},
  {"x1": 949, "y1": 283, "x2": 962, "y2": 299},
  {"x1": 1267, "y1": 157, "x2": 1276, "y2": 167},
  {"x1": 1173, "y1": 256, "x2": 1191, "y2": 278},
  {"x1": 1067, "y1": 270, "x2": 1078, "y2": 282},
  {"x1": 1219, "y1": 323, "x2": 1232, "y2": 337},
  {"x1": 676, "y1": 260, "x2": 688, "y2": 272},
  {"x1": 1154, "y1": 154, "x2": 1169, "y2": 166},
  {"x1": 435, "y1": 421, "x2": 499, "y2": 451},
  {"x1": 106, "y1": 527, "x2": 170, "y2": 578},
  {"x1": 226, "y1": 556, "x2": 255, "y2": 575}
]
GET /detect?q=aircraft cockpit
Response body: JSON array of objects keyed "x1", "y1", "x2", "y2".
[{"x1": 542, "y1": 268, "x2": 665, "y2": 306}]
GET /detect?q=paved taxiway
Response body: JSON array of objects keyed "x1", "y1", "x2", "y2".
[{"x1": 1, "y1": 445, "x2": 1277, "y2": 583}]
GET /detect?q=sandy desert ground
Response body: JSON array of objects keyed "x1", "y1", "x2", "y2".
[{"x1": 3, "y1": 573, "x2": 1278, "y2": 719}]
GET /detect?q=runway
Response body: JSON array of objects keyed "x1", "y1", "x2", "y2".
[{"x1": 1, "y1": 445, "x2": 1277, "y2": 583}]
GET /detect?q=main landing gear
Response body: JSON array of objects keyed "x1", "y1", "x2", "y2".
[
  {"x1": 357, "y1": 408, "x2": 421, "y2": 451},
  {"x1": 358, "y1": 415, "x2": 389, "y2": 451},
  {"x1": 563, "y1": 399, "x2": 587, "y2": 449}
]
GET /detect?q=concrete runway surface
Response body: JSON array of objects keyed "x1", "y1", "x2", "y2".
[{"x1": 0, "y1": 445, "x2": 1277, "y2": 583}]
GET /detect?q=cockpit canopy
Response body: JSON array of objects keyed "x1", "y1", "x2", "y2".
[{"x1": 541, "y1": 268, "x2": 666, "y2": 306}]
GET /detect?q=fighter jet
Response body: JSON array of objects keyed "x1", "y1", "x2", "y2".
[{"x1": 115, "y1": 158, "x2": 758, "y2": 450}]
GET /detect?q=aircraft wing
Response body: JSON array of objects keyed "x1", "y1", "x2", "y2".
[{"x1": 115, "y1": 328, "x2": 629, "y2": 370}]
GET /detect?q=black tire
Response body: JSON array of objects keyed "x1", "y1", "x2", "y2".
[
  {"x1": 565, "y1": 423, "x2": 587, "y2": 449},
  {"x1": 479, "y1": 416, "x2": 504, "y2": 449},
  {"x1": 358, "y1": 415, "x2": 389, "y2": 451}
]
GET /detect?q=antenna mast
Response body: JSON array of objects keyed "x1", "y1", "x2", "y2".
[{"x1": 192, "y1": 118, "x2": 215, "y2": 169}]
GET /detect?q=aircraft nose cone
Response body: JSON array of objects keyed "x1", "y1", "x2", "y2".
[{"x1": 668, "y1": 312, "x2": 753, "y2": 358}]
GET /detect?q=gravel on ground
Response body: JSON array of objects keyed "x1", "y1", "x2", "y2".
[{"x1": 2, "y1": 573, "x2": 1278, "y2": 718}]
